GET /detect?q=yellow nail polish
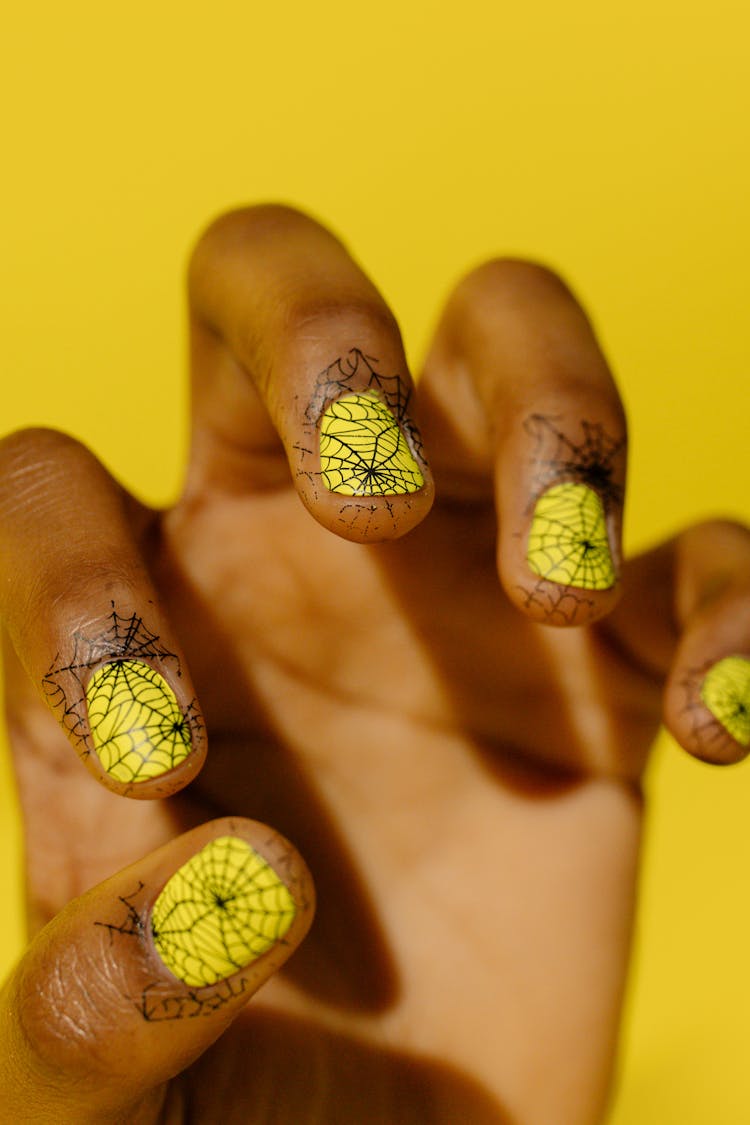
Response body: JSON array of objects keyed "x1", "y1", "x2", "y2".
[
  {"x1": 700, "y1": 655, "x2": 750, "y2": 746},
  {"x1": 151, "y1": 836, "x2": 297, "y2": 987},
  {"x1": 527, "y1": 482, "x2": 615, "y2": 590},
  {"x1": 319, "y1": 390, "x2": 424, "y2": 495},
  {"x1": 85, "y1": 659, "x2": 192, "y2": 783}
]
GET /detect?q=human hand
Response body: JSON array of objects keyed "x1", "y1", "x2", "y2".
[{"x1": 1, "y1": 206, "x2": 748, "y2": 1124}]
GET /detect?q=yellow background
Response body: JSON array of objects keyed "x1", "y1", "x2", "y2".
[{"x1": 1, "y1": 2, "x2": 749, "y2": 1120}]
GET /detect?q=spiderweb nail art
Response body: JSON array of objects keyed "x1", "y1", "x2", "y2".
[
  {"x1": 295, "y1": 348, "x2": 426, "y2": 507},
  {"x1": 518, "y1": 415, "x2": 625, "y2": 618},
  {"x1": 42, "y1": 606, "x2": 203, "y2": 778},
  {"x1": 85, "y1": 659, "x2": 192, "y2": 782},
  {"x1": 527, "y1": 482, "x2": 615, "y2": 590},
  {"x1": 96, "y1": 884, "x2": 253, "y2": 1021},
  {"x1": 700, "y1": 656, "x2": 750, "y2": 746},
  {"x1": 319, "y1": 389, "x2": 424, "y2": 495},
  {"x1": 524, "y1": 414, "x2": 625, "y2": 505},
  {"x1": 151, "y1": 837, "x2": 297, "y2": 987}
]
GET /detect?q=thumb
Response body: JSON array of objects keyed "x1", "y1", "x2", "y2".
[{"x1": 0, "y1": 818, "x2": 314, "y2": 1123}]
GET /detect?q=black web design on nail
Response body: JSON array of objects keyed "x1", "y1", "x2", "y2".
[
  {"x1": 303, "y1": 348, "x2": 424, "y2": 457},
  {"x1": 294, "y1": 348, "x2": 424, "y2": 530},
  {"x1": 150, "y1": 836, "x2": 296, "y2": 988},
  {"x1": 42, "y1": 605, "x2": 204, "y2": 766},
  {"x1": 680, "y1": 659, "x2": 750, "y2": 754},
  {"x1": 87, "y1": 660, "x2": 194, "y2": 782},
  {"x1": 95, "y1": 884, "x2": 252, "y2": 1022},
  {"x1": 524, "y1": 414, "x2": 625, "y2": 510},
  {"x1": 517, "y1": 414, "x2": 626, "y2": 624}
]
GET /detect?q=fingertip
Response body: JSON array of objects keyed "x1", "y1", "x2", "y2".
[
  {"x1": 489, "y1": 406, "x2": 626, "y2": 627},
  {"x1": 144, "y1": 817, "x2": 316, "y2": 992},
  {"x1": 295, "y1": 473, "x2": 435, "y2": 544},
  {"x1": 86, "y1": 726, "x2": 208, "y2": 800},
  {"x1": 289, "y1": 346, "x2": 435, "y2": 543},
  {"x1": 496, "y1": 474, "x2": 623, "y2": 629},
  {"x1": 500, "y1": 567, "x2": 622, "y2": 628},
  {"x1": 665, "y1": 653, "x2": 750, "y2": 766},
  {"x1": 42, "y1": 602, "x2": 208, "y2": 800}
]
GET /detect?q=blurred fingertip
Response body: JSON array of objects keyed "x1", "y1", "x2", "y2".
[{"x1": 665, "y1": 653, "x2": 750, "y2": 766}]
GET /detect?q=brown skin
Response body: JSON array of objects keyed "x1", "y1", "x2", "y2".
[{"x1": 1, "y1": 206, "x2": 749, "y2": 1124}]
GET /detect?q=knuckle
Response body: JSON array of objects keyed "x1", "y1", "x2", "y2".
[
  {"x1": 686, "y1": 517, "x2": 750, "y2": 565},
  {"x1": 283, "y1": 294, "x2": 400, "y2": 345},
  {"x1": 458, "y1": 256, "x2": 575, "y2": 305},
  {"x1": 445, "y1": 259, "x2": 602, "y2": 365},
  {"x1": 8, "y1": 557, "x2": 141, "y2": 665},
  {"x1": 213, "y1": 202, "x2": 312, "y2": 233},
  {"x1": 16, "y1": 932, "x2": 134, "y2": 1079},
  {"x1": 692, "y1": 516, "x2": 750, "y2": 539},
  {"x1": 0, "y1": 428, "x2": 95, "y2": 517},
  {"x1": 0, "y1": 427, "x2": 139, "y2": 633},
  {"x1": 190, "y1": 203, "x2": 326, "y2": 268},
  {"x1": 0, "y1": 426, "x2": 84, "y2": 470}
]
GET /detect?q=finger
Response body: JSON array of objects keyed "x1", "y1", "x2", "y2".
[
  {"x1": 0, "y1": 427, "x2": 206, "y2": 798},
  {"x1": 0, "y1": 817, "x2": 313, "y2": 1123},
  {"x1": 418, "y1": 259, "x2": 627, "y2": 625},
  {"x1": 184, "y1": 205, "x2": 434, "y2": 542},
  {"x1": 607, "y1": 519, "x2": 750, "y2": 764}
]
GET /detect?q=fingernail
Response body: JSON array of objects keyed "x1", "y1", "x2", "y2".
[
  {"x1": 85, "y1": 659, "x2": 193, "y2": 782},
  {"x1": 151, "y1": 836, "x2": 297, "y2": 986},
  {"x1": 527, "y1": 482, "x2": 616, "y2": 590},
  {"x1": 319, "y1": 390, "x2": 424, "y2": 496},
  {"x1": 700, "y1": 655, "x2": 750, "y2": 746}
]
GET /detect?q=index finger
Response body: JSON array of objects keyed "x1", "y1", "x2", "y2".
[
  {"x1": 184, "y1": 206, "x2": 434, "y2": 542},
  {"x1": 0, "y1": 428, "x2": 206, "y2": 799}
]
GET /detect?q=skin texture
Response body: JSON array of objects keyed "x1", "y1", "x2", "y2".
[{"x1": 0, "y1": 206, "x2": 749, "y2": 1124}]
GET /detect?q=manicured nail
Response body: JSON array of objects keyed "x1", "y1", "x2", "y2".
[
  {"x1": 700, "y1": 655, "x2": 750, "y2": 746},
  {"x1": 319, "y1": 390, "x2": 424, "y2": 496},
  {"x1": 85, "y1": 659, "x2": 193, "y2": 783},
  {"x1": 527, "y1": 482, "x2": 616, "y2": 590},
  {"x1": 151, "y1": 836, "x2": 297, "y2": 986}
]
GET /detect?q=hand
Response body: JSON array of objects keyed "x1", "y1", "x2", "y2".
[{"x1": 1, "y1": 206, "x2": 748, "y2": 1125}]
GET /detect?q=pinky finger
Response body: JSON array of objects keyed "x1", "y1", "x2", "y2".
[{"x1": 663, "y1": 521, "x2": 750, "y2": 764}]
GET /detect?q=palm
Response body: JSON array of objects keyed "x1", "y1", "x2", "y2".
[{"x1": 7, "y1": 474, "x2": 655, "y2": 1123}]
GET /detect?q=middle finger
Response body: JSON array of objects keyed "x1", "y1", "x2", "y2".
[{"x1": 418, "y1": 258, "x2": 628, "y2": 626}]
